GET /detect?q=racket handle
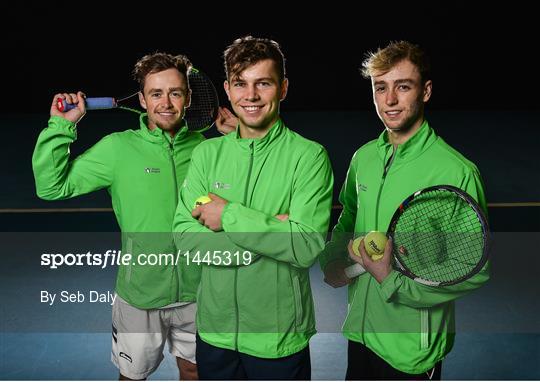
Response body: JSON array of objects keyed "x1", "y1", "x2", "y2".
[
  {"x1": 57, "y1": 97, "x2": 117, "y2": 112},
  {"x1": 344, "y1": 263, "x2": 367, "y2": 278}
]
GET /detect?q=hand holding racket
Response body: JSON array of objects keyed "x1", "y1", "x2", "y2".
[
  {"x1": 57, "y1": 68, "x2": 219, "y2": 132},
  {"x1": 51, "y1": 91, "x2": 87, "y2": 124},
  {"x1": 344, "y1": 185, "x2": 490, "y2": 286}
]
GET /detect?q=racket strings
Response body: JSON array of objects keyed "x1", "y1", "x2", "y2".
[
  {"x1": 393, "y1": 189, "x2": 484, "y2": 284},
  {"x1": 186, "y1": 71, "x2": 218, "y2": 131}
]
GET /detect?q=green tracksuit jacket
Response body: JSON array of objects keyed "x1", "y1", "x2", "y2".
[
  {"x1": 173, "y1": 119, "x2": 334, "y2": 358},
  {"x1": 32, "y1": 114, "x2": 204, "y2": 308},
  {"x1": 319, "y1": 120, "x2": 490, "y2": 374}
]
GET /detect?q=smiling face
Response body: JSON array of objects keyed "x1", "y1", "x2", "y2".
[
  {"x1": 224, "y1": 59, "x2": 288, "y2": 138},
  {"x1": 371, "y1": 59, "x2": 432, "y2": 144},
  {"x1": 139, "y1": 68, "x2": 191, "y2": 136}
]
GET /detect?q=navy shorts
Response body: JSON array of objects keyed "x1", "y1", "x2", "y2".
[{"x1": 195, "y1": 334, "x2": 311, "y2": 380}]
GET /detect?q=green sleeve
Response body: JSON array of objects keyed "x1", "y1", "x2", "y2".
[
  {"x1": 379, "y1": 168, "x2": 490, "y2": 308},
  {"x1": 222, "y1": 147, "x2": 334, "y2": 268},
  {"x1": 318, "y1": 153, "x2": 359, "y2": 270},
  {"x1": 461, "y1": 163, "x2": 488, "y2": 217},
  {"x1": 32, "y1": 116, "x2": 115, "y2": 200},
  {"x1": 172, "y1": 145, "x2": 217, "y2": 236}
]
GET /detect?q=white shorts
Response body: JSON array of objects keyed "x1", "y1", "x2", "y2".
[{"x1": 111, "y1": 295, "x2": 197, "y2": 380}]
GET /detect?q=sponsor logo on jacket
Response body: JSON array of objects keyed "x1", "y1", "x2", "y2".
[
  {"x1": 144, "y1": 167, "x2": 160, "y2": 174},
  {"x1": 213, "y1": 181, "x2": 231, "y2": 190}
]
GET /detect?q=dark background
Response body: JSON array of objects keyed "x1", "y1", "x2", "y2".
[{"x1": 1, "y1": 3, "x2": 537, "y2": 113}]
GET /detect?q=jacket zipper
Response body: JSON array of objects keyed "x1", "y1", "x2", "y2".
[
  {"x1": 374, "y1": 145, "x2": 397, "y2": 230},
  {"x1": 362, "y1": 145, "x2": 396, "y2": 338},
  {"x1": 125, "y1": 237, "x2": 133, "y2": 282},
  {"x1": 235, "y1": 141, "x2": 255, "y2": 350},
  {"x1": 243, "y1": 142, "x2": 255, "y2": 205},
  {"x1": 169, "y1": 141, "x2": 178, "y2": 303},
  {"x1": 169, "y1": 141, "x2": 178, "y2": 207},
  {"x1": 372, "y1": 144, "x2": 430, "y2": 350}
]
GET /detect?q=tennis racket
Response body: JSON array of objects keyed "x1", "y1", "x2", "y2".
[
  {"x1": 57, "y1": 67, "x2": 219, "y2": 132},
  {"x1": 344, "y1": 185, "x2": 490, "y2": 286}
]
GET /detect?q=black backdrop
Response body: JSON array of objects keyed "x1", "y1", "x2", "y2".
[
  {"x1": 1, "y1": 3, "x2": 538, "y2": 112},
  {"x1": 1, "y1": 2, "x2": 538, "y2": 232}
]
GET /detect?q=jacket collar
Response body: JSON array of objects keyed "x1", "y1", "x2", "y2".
[
  {"x1": 227, "y1": 118, "x2": 286, "y2": 155},
  {"x1": 376, "y1": 119, "x2": 438, "y2": 164},
  {"x1": 138, "y1": 113, "x2": 188, "y2": 147}
]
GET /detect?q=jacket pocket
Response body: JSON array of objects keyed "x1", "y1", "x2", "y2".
[
  {"x1": 420, "y1": 307, "x2": 429, "y2": 350},
  {"x1": 292, "y1": 275, "x2": 303, "y2": 327}
]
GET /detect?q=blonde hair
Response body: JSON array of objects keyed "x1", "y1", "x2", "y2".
[{"x1": 361, "y1": 41, "x2": 431, "y2": 83}]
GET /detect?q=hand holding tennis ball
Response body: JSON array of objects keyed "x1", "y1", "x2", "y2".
[
  {"x1": 194, "y1": 195, "x2": 212, "y2": 209},
  {"x1": 351, "y1": 236, "x2": 365, "y2": 264},
  {"x1": 352, "y1": 231, "x2": 388, "y2": 261}
]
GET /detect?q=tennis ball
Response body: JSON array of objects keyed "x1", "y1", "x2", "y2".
[
  {"x1": 364, "y1": 231, "x2": 388, "y2": 261},
  {"x1": 194, "y1": 195, "x2": 211, "y2": 208},
  {"x1": 352, "y1": 236, "x2": 364, "y2": 257},
  {"x1": 351, "y1": 236, "x2": 365, "y2": 266}
]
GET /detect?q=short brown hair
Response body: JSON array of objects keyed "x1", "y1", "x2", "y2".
[
  {"x1": 361, "y1": 41, "x2": 431, "y2": 83},
  {"x1": 133, "y1": 52, "x2": 192, "y2": 91},
  {"x1": 224, "y1": 36, "x2": 286, "y2": 82}
]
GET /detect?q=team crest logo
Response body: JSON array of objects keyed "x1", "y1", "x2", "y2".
[
  {"x1": 213, "y1": 181, "x2": 231, "y2": 189},
  {"x1": 144, "y1": 167, "x2": 160, "y2": 174}
]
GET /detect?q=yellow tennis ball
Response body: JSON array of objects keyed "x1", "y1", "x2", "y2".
[
  {"x1": 370, "y1": 253, "x2": 384, "y2": 261},
  {"x1": 194, "y1": 195, "x2": 211, "y2": 208},
  {"x1": 352, "y1": 236, "x2": 364, "y2": 257},
  {"x1": 364, "y1": 231, "x2": 387, "y2": 260},
  {"x1": 351, "y1": 236, "x2": 365, "y2": 265}
]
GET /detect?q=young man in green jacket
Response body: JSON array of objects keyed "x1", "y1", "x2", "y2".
[
  {"x1": 31, "y1": 53, "x2": 232, "y2": 380},
  {"x1": 173, "y1": 36, "x2": 333, "y2": 380},
  {"x1": 320, "y1": 41, "x2": 490, "y2": 380}
]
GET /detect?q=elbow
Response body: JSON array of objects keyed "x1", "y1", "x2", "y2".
[
  {"x1": 292, "y1": 237, "x2": 326, "y2": 268},
  {"x1": 293, "y1": 246, "x2": 322, "y2": 268},
  {"x1": 36, "y1": 187, "x2": 62, "y2": 201},
  {"x1": 294, "y1": 256, "x2": 317, "y2": 269}
]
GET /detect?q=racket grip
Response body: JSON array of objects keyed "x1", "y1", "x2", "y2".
[
  {"x1": 344, "y1": 263, "x2": 367, "y2": 278},
  {"x1": 57, "y1": 97, "x2": 117, "y2": 112}
]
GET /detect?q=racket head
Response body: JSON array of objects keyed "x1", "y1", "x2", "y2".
[
  {"x1": 185, "y1": 68, "x2": 219, "y2": 132},
  {"x1": 388, "y1": 185, "x2": 490, "y2": 286}
]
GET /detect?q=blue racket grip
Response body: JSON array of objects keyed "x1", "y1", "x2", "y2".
[{"x1": 57, "y1": 97, "x2": 117, "y2": 112}]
